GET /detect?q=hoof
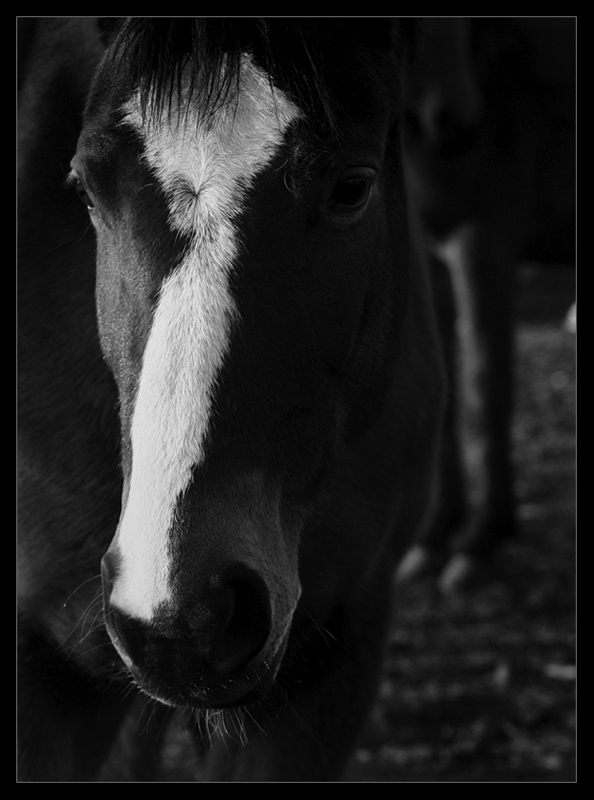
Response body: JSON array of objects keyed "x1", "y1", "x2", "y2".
[
  {"x1": 395, "y1": 545, "x2": 445, "y2": 584},
  {"x1": 437, "y1": 552, "x2": 485, "y2": 594}
]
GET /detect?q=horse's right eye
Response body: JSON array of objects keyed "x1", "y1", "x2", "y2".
[
  {"x1": 69, "y1": 172, "x2": 95, "y2": 211},
  {"x1": 74, "y1": 178, "x2": 95, "y2": 210}
]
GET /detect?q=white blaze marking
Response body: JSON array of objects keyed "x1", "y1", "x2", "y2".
[{"x1": 110, "y1": 57, "x2": 299, "y2": 619}]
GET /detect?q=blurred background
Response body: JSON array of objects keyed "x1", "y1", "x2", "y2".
[
  {"x1": 348, "y1": 263, "x2": 576, "y2": 781},
  {"x1": 345, "y1": 18, "x2": 576, "y2": 780}
]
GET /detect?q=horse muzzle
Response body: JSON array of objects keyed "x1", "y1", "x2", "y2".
[{"x1": 101, "y1": 550, "x2": 298, "y2": 709}]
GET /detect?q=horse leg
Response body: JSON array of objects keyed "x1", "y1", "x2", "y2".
[
  {"x1": 437, "y1": 223, "x2": 517, "y2": 591},
  {"x1": 18, "y1": 623, "x2": 132, "y2": 782},
  {"x1": 396, "y1": 251, "x2": 467, "y2": 583}
]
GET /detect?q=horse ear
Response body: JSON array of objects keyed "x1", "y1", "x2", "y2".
[{"x1": 97, "y1": 17, "x2": 124, "y2": 47}]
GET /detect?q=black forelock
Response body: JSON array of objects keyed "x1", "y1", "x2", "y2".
[{"x1": 104, "y1": 18, "x2": 343, "y2": 135}]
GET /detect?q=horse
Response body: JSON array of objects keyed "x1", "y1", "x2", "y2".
[
  {"x1": 397, "y1": 17, "x2": 576, "y2": 592},
  {"x1": 17, "y1": 18, "x2": 445, "y2": 781}
]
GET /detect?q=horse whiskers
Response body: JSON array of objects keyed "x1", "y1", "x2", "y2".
[
  {"x1": 194, "y1": 706, "x2": 249, "y2": 748},
  {"x1": 79, "y1": 593, "x2": 104, "y2": 627},
  {"x1": 67, "y1": 606, "x2": 105, "y2": 653},
  {"x1": 58, "y1": 591, "x2": 105, "y2": 654},
  {"x1": 240, "y1": 704, "x2": 268, "y2": 742},
  {"x1": 61, "y1": 573, "x2": 103, "y2": 610},
  {"x1": 136, "y1": 699, "x2": 172, "y2": 738},
  {"x1": 303, "y1": 611, "x2": 337, "y2": 647}
]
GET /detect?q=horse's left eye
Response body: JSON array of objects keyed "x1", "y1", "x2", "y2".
[
  {"x1": 332, "y1": 175, "x2": 372, "y2": 208},
  {"x1": 329, "y1": 169, "x2": 376, "y2": 219}
]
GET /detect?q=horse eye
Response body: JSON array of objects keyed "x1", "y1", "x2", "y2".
[
  {"x1": 330, "y1": 170, "x2": 375, "y2": 214},
  {"x1": 72, "y1": 176, "x2": 95, "y2": 210},
  {"x1": 332, "y1": 176, "x2": 370, "y2": 207}
]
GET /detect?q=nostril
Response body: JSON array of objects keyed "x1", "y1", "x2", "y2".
[
  {"x1": 100, "y1": 551, "x2": 117, "y2": 601},
  {"x1": 226, "y1": 577, "x2": 270, "y2": 642},
  {"x1": 100, "y1": 547, "x2": 276, "y2": 701},
  {"x1": 213, "y1": 567, "x2": 272, "y2": 674},
  {"x1": 105, "y1": 605, "x2": 148, "y2": 667}
]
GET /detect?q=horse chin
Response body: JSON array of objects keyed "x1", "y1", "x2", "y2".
[{"x1": 128, "y1": 637, "x2": 287, "y2": 711}]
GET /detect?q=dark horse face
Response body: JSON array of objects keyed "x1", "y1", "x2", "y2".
[{"x1": 70, "y1": 20, "x2": 408, "y2": 709}]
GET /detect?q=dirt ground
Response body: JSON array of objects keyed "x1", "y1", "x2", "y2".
[{"x1": 345, "y1": 264, "x2": 576, "y2": 782}]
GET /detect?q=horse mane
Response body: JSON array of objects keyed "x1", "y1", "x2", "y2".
[{"x1": 106, "y1": 18, "x2": 340, "y2": 134}]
